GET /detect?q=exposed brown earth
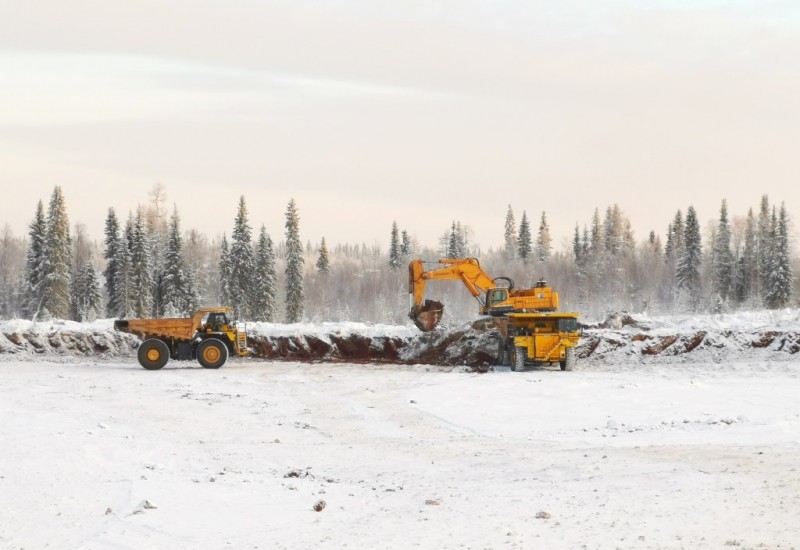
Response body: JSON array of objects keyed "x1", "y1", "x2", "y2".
[{"x1": 1, "y1": 320, "x2": 799, "y2": 368}]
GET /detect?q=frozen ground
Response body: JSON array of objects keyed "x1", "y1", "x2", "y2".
[{"x1": 1, "y1": 357, "x2": 799, "y2": 549}]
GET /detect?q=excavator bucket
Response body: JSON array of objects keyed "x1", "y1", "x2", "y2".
[{"x1": 410, "y1": 300, "x2": 444, "y2": 332}]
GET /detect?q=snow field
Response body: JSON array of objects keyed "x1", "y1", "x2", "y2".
[{"x1": 1, "y1": 359, "x2": 799, "y2": 549}]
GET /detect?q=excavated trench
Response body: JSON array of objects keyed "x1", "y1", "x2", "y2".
[{"x1": 1, "y1": 316, "x2": 799, "y2": 369}]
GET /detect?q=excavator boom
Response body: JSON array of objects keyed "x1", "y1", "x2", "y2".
[{"x1": 408, "y1": 258, "x2": 514, "y2": 331}]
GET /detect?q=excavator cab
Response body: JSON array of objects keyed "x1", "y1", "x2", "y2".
[{"x1": 483, "y1": 288, "x2": 511, "y2": 316}]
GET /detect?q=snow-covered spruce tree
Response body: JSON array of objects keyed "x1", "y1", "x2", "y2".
[
  {"x1": 316, "y1": 236, "x2": 331, "y2": 275},
  {"x1": 111, "y1": 217, "x2": 134, "y2": 318},
  {"x1": 756, "y1": 194, "x2": 771, "y2": 301},
  {"x1": 711, "y1": 199, "x2": 734, "y2": 304},
  {"x1": 736, "y1": 208, "x2": 757, "y2": 305},
  {"x1": 40, "y1": 186, "x2": 72, "y2": 319},
  {"x1": 504, "y1": 205, "x2": 517, "y2": 262},
  {"x1": 23, "y1": 200, "x2": 47, "y2": 318},
  {"x1": 218, "y1": 235, "x2": 231, "y2": 306},
  {"x1": 228, "y1": 197, "x2": 256, "y2": 319},
  {"x1": 388, "y1": 221, "x2": 401, "y2": 270},
  {"x1": 765, "y1": 203, "x2": 793, "y2": 309},
  {"x1": 664, "y1": 210, "x2": 684, "y2": 263},
  {"x1": 103, "y1": 208, "x2": 121, "y2": 316},
  {"x1": 284, "y1": 198, "x2": 305, "y2": 323},
  {"x1": 157, "y1": 207, "x2": 192, "y2": 317},
  {"x1": 74, "y1": 259, "x2": 104, "y2": 321},
  {"x1": 253, "y1": 226, "x2": 278, "y2": 322},
  {"x1": 676, "y1": 206, "x2": 702, "y2": 309},
  {"x1": 536, "y1": 211, "x2": 552, "y2": 263},
  {"x1": 129, "y1": 211, "x2": 154, "y2": 318},
  {"x1": 400, "y1": 230, "x2": 413, "y2": 259},
  {"x1": 572, "y1": 224, "x2": 588, "y2": 307},
  {"x1": 518, "y1": 211, "x2": 532, "y2": 264}
]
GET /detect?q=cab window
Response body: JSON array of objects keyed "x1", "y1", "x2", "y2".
[{"x1": 558, "y1": 318, "x2": 578, "y2": 332}]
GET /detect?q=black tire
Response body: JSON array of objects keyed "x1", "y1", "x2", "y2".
[
  {"x1": 560, "y1": 347, "x2": 575, "y2": 371},
  {"x1": 511, "y1": 346, "x2": 526, "y2": 372},
  {"x1": 197, "y1": 338, "x2": 228, "y2": 369},
  {"x1": 138, "y1": 339, "x2": 170, "y2": 370},
  {"x1": 497, "y1": 340, "x2": 510, "y2": 366}
]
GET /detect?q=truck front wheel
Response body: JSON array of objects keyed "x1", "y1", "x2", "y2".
[
  {"x1": 197, "y1": 338, "x2": 228, "y2": 369},
  {"x1": 138, "y1": 339, "x2": 170, "y2": 370},
  {"x1": 560, "y1": 347, "x2": 575, "y2": 371},
  {"x1": 511, "y1": 346, "x2": 526, "y2": 372}
]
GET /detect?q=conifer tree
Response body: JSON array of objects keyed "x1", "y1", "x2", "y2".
[
  {"x1": 664, "y1": 210, "x2": 684, "y2": 263},
  {"x1": 711, "y1": 200, "x2": 734, "y2": 302},
  {"x1": 316, "y1": 237, "x2": 331, "y2": 275},
  {"x1": 517, "y1": 211, "x2": 532, "y2": 264},
  {"x1": 253, "y1": 225, "x2": 278, "y2": 322},
  {"x1": 73, "y1": 259, "x2": 104, "y2": 321},
  {"x1": 536, "y1": 211, "x2": 552, "y2": 263},
  {"x1": 158, "y1": 207, "x2": 192, "y2": 317},
  {"x1": 285, "y1": 199, "x2": 305, "y2": 323},
  {"x1": 589, "y1": 208, "x2": 603, "y2": 256},
  {"x1": 504, "y1": 205, "x2": 517, "y2": 262},
  {"x1": 103, "y1": 208, "x2": 121, "y2": 315},
  {"x1": 24, "y1": 200, "x2": 47, "y2": 317},
  {"x1": 218, "y1": 235, "x2": 231, "y2": 306},
  {"x1": 228, "y1": 196, "x2": 256, "y2": 319},
  {"x1": 388, "y1": 221, "x2": 401, "y2": 270},
  {"x1": 676, "y1": 206, "x2": 702, "y2": 308},
  {"x1": 112, "y1": 217, "x2": 134, "y2": 318},
  {"x1": 129, "y1": 211, "x2": 154, "y2": 318},
  {"x1": 737, "y1": 209, "x2": 757, "y2": 304},
  {"x1": 765, "y1": 203, "x2": 793, "y2": 309},
  {"x1": 756, "y1": 195, "x2": 771, "y2": 301},
  {"x1": 40, "y1": 186, "x2": 72, "y2": 319},
  {"x1": 400, "y1": 230, "x2": 412, "y2": 259},
  {"x1": 572, "y1": 225, "x2": 583, "y2": 265}
]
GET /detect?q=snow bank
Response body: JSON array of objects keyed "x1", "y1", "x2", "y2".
[{"x1": 2, "y1": 310, "x2": 800, "y2": 367}]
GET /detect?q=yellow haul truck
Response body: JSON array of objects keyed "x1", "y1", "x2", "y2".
[
  {"x1": 408, "y1": 258, "x2": 580, "y2": 371},
  {"x1": 114, "y1": 307, "x2": 248, "y2": 370},
  {"x1": 505, "y1": 313, "x2": 580, "y2": 371}
]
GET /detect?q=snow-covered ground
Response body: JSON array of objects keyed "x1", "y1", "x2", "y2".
[{"x1": 1, "y1": 357, "x2": 799, "y2": 549}]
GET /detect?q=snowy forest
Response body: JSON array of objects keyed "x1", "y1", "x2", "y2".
[{"x1": 0, "y1": 185, "x2": 796, "y2": 326}]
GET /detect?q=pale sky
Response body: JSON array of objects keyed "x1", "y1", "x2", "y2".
[{"x1": 1, "y1": 0, "x2": 799, "y2": 251}]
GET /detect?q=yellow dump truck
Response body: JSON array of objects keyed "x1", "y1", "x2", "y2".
[
  {"x1": 114, "y1": 307, "x2": 248, "y2": 370},
  {"x1": 504, "y1": 313, "x2": 580, "y2": 371}
]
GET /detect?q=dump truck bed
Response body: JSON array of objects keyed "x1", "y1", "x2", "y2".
[{"x1": 114, "y1": 318, "x2": 198, "y2": 341}]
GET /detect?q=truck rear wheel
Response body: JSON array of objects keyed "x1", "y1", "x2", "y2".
[
  {"x1": 511, "y1": 346, "x2": 526, "y2": 372},
  {"x1": 138, "y1": 339, "x2": 170, "y2": 370},
  {"x1": 560, "y1": 347, "x2": 575, "y2": 371},
  {"x1": 197, "y1": 338, "x2": 228, "y2": 369}
]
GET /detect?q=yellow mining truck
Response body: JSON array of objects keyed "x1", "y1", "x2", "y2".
[
  {"x1": 503, "y1": 313, "x2": 580, "y2": 371},
  {"x1": 408, "y1": 258, "x2": 580, "y2": 371},
  {"x1": 114, "y1": 307, "x2": 248, "y2": 370}
]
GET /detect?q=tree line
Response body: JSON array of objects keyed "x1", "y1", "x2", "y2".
[{"x1": 0, "y1": 186, "x2": 796, "y2": 325}]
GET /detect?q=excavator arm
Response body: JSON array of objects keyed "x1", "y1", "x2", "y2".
[{"x1": 408, "y1": 258, "x2": 511, "y2": 331}]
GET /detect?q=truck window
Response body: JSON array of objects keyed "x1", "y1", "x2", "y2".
[{"x1": 558, "y1": 318, "x2": 578, "y2": 332}]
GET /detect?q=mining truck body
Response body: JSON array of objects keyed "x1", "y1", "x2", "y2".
[{"x1": 114, "y1": 307, "x2": 248, "y2": 370}]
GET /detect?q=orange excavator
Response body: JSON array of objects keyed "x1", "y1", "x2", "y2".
[
  {"x1": 408, "y1": 258, "x2": 558, "y2": 331},
  {"x1": 408, "y1": 258, "x2": 580, "y2": 371}
]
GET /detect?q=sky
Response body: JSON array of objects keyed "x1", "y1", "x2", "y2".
[{"x1": 1, "y1": 0, "x2": 800, "y2": 252}]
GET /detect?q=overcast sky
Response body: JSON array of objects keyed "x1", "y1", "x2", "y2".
[{"x1": 1, "y1": 0, "x2": 799, "y2": 251}]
